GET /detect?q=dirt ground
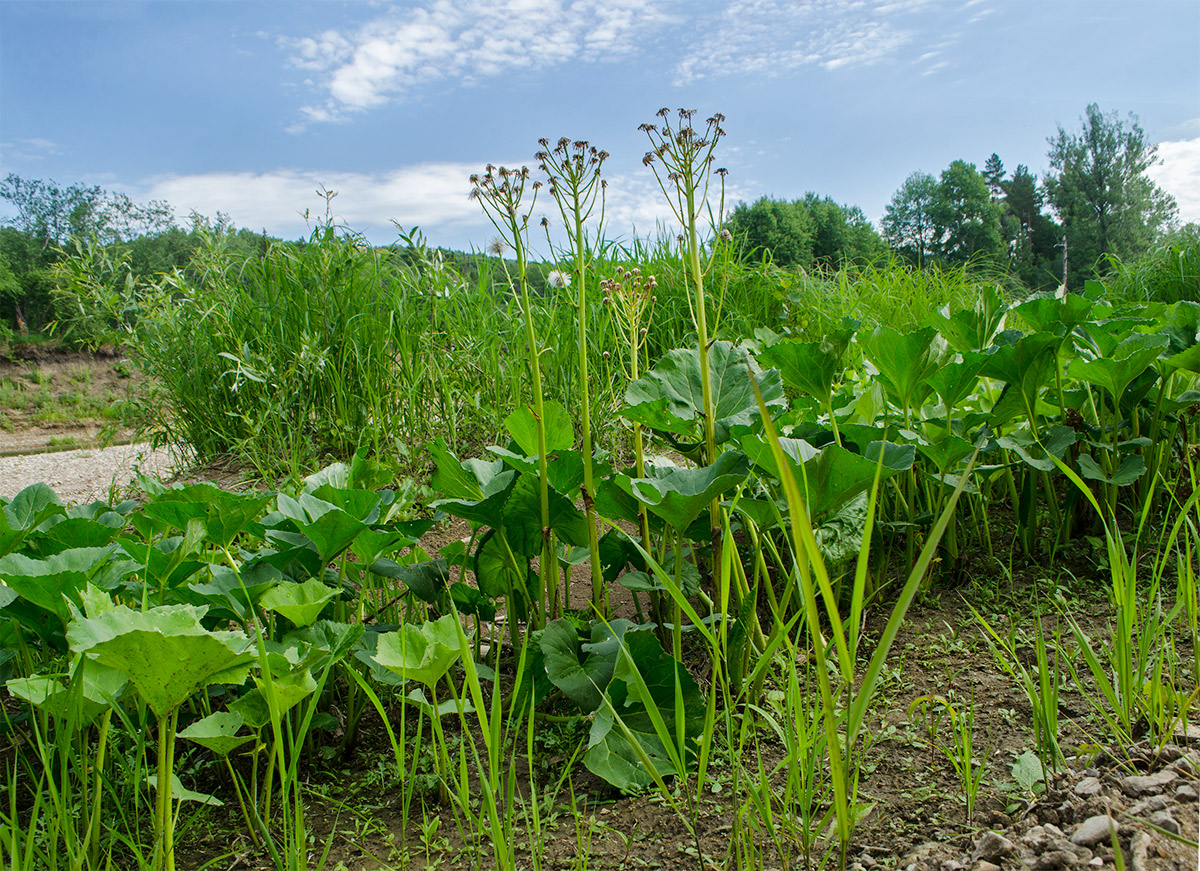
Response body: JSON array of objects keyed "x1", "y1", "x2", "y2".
[
  {"x1": 0, "y1": 345, "x2": 142, "y2": 455},
  {"x1": 171, "y1": 530, "x2": 1199, "y2": 871}
]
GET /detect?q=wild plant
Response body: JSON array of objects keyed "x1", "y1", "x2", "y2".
[
  {"x1": 907, "y1": 693, "x2": 988, "y2": 822},
  {"x1": 749, "y1": 376, "x2": 979, "y2": 866},
  {"x1": 640, "y1": 109, "x2": 727, "y2": 546},
  {"x1": 470, "y1": 164, "x2": 557, "y2": 624},
  {"x1": 971, "y1": 604, "x2": 1063, "y2": 775},
  {"x1": 1048, "y1": 454, "x2": 1187, "y2": 746},
  {"x1": 538, "y1": 137, "x2": 610, "y2": 614}
]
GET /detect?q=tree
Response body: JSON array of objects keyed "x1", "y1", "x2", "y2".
[
  {"x1": 727, "y1": 195, "x2": 887, "y2": 270},
  {"x1": 0, "y1": 174, "x2": 174, "y2": 251},
  {"x1": 1045, "y1": 103, "x2": 1178, "y2": 286},
  {"x1": 801, "y1": 194, "x2": 887, "y2": 267},
  {"x1": 1000, "y1": 164, "x2": 1062, "y2": 289},
  {"x1": 727, "y1": 197, "x2": 813, "y2": 267},
  {"x1": 882, "y1": 171, "x2": 939, "y2": 267},
  {"x1": 983, "y1": 153, "x2": 1006, "y2": 200},
  {"x1": 930, "y1": 160, "x2": 1005, "y2": 266}
]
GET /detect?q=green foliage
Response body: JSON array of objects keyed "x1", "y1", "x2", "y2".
[
  {"x1": 1105, "y1": 225, "x2": 1200, "y2": 303},
  {"x1": 882, "y1": 171, "x2": 939, "y2": 267},
  {"x1": 1045, "y1": 103, "x2": 1179, "y2": 287},
  {"x1": 930, "y1": 160, "x2": 1005, "y2": 265},
  {"x1": 729, "y1": 194, "x2": 885, "y2": 270}
]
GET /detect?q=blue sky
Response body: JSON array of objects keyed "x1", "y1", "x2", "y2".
[{"x1": 1, "y1": 0, "x2": 1197, "y2": 253}]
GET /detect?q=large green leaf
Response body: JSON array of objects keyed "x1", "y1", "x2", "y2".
[
  {"x1": 622, "y1": 341, "x2": 785, "y2": 445},
  {"x1": 614, "y1": 451, "x2": 750, "y2": 533},
  {"x1": 1013, "y1": 290, "x2": 1095, "y2": 336},
  {"x1": 260, "y1": 579, "x2": 339, "y2": 627},
  {"x1": 979, "y1": 331, "x2": 1062, "y2": 423},
  {"x1": 859, "y1": 325, "x2": 944, "y2": 414},
  {"x1": 473, "y1": 527, "x2": 538, "y2": 605},
  {"x1": 0, "y1": 484, "x2": 65, "y2": 557},
  {"x1": 0, "y1": 546, "x2": 120, "y2": 644},
  {"x1": 6, "y1": 659, "x2": 127, "y2": 727},
  {"x1": 584, "y1": 628, "x2": 704, "y2": 792},
  {"x1": 1068, "y1": 333, "x2": 1169, "y2": 403},
  {"x1": 929, "y1": 285, "x2": 1010, "y2": 352},
  {"x1": 505, "y1": 400, "x2": 575, "y2": 455},
  {"x1": 371, "y1": 614, "x2": 462, "y2": 689},
  {"x1": 228, "y1": 669, "x2": 318, "y2": 729},
  {"x1": 67, "y1": 604, "x2": 253, "y2": 718},
  {"x1": 1077, "y1": 453, "x2": 1146, "y2": 486},
  {"x1": 995, "y1": 424, "x2": 1076, "y2": 472},
  {"x1": 429, "y1": 442, "x2": 517, "y2": 529},
  {"x1": 274, "y1": 492, "x2": 369, "y2": 564},
  {"x1": 487, "y1": 446, "x2": 604, "y2": 499},
  {"x1": 758, "y1": 331, "x2": 852, "y2": 406},
  {"x1": 539, "y1": 617, "x2": 636, "y2": 713},
  {"x1": 925, "y1": 350, "x2": 990, "y2": 412},
  {"x1": 177, "y1": 711, "x2": 253, "y2": 757},
  {"x1": 370, "y1": 558, "x2": 450, "y2": 607},
  {"x1": 742, "y1": 438, "x2": 913, "y2": 521}
]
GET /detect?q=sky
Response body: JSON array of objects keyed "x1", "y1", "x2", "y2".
[{"x1": 1, "y1": 0, "x2": 1198, "y2": 253}]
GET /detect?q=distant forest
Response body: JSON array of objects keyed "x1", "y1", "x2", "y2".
[{"x1": 0, "y1": 103, "x2": 1188, "y2": 335}]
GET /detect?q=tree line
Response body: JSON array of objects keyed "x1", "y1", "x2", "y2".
[
  {"x1": 728, "y1": 103, "x2": 1182, "y2": 292},
  {"x1": 0, "y1": 103, "x2": 1187, "y2": 335}
]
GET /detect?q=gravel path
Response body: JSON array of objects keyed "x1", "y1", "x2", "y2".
[{"x1": 0, "y1": 443, "x2": 179, "y2": 505}]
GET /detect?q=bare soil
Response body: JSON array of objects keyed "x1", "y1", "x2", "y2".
[{"x1": 0, "y1": 345, "x2": 143, "y2": 454}]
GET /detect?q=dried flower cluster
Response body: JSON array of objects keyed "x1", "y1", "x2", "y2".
[
  {"x1": 536, "y1": 137, "x2": 608, "y2": 234},
  {"x1": 469, "y1": 164, "x2": 540, "y2": 236},
  {"x1": 639, "y1": 109, "x2": 728, "y2": 230},
  {"x1": 601, "y1": 265, "x2": 657, "y2": 378}
]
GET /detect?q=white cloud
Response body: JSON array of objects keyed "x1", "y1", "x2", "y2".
[
  {"x1": 140, "y1": 163, "x2": 504, "y2": 239},
  {"x1": 672, "y1": 0, "x2": 935, "y2": 84},
  {"x1": 1149, "y1": 137, "x2": 1200, "y2": 226},
  {"x1": 285, "y1": 0, "x2": 675, "y2": 127},
  {"x1": 133, "y1": 161, "x2": 743, "y2": 252},
  {"x1": 0, "y1": 137, "x2": 63, "y2": 163}
]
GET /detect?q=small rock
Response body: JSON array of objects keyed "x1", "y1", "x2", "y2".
[
  {"x1": 1129, "y1": 830, "x2": 1151, "y2": 871},
  {"x1": 1036, "y1": 850, "x2": 1081, "y2": 869},
  {"x1": 972, "y1": 863, "x2": 1001, "y2": 871},
  {"x1": 1128, "y1": 793, "x2": 1171, "y2": 816},
  {"x1": 1120, "y1": 769, "x2": 1177, "y2": 796},
  {"x1": 1148, "y1": 809, "x2": 1181, "y2": 835},
  {"x1": 1037, "y1": 806, "x2": 1062, "y2": 825},
  {"x1": 1086, "y1": 859, "x2": 1103, "y2": 868},
  {"x1": 1044, "y1": 823, "x2": 1065, "y2": 838},
  {"x1": 1071, "y1": 815, "x2": 1117, "y2": 847},
  {"x1": 1073, "y1": 776, "x2": 1102, "y2": 796},
  {"x1": 1175, "y1": 783, "x2": 1198, "y2": 802},
  {"x1": 1171, "y1": 752, "x2": 1200, "y2": 776},
  {"x1": 1083, "y1": 767, "x2": 1100, "y2": 778},
  {"x1": 1172, "y1": 721, "x2": 1200, "y2": 744},
  {"x1": 940, "y1": 861, "x2": 963, "y2": 871},
  {"x1": 1024, "y1": 824, "x2": 1050, "y2": 850},
  {"x1": 972, "y1": 831, "x2": 1016, "y2": 864}
]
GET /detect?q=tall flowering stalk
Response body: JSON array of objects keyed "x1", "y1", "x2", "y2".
[
  {"x1": 469, "y1": 165, "x2": 555, "y2": 625},
  {"x1": 641, "y1": 109, "x2": 727, "y2": 547},
  {"x1": 602, "y1": 266, "x2": 660, "y2": 618},
  {"x1": 537, "y1": 137, "x2": 609, "y2": 614}
]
